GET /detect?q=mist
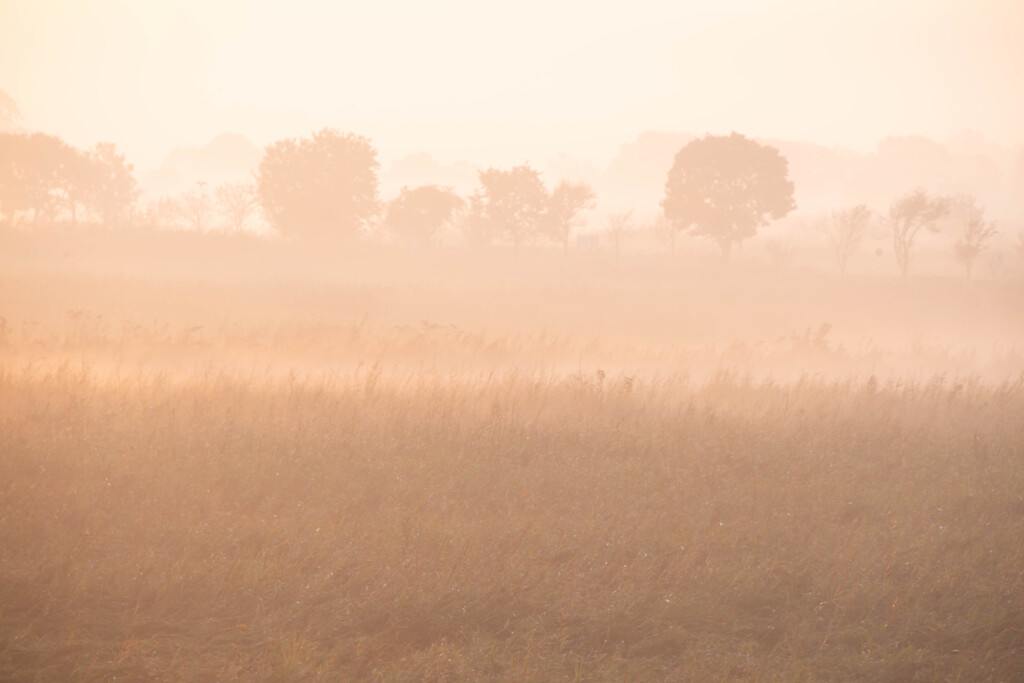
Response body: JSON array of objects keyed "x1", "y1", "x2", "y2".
[{"x1": 2, "y1": 1, "x2": 1024, "y2": 680}]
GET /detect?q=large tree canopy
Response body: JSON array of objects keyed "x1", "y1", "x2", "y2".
[
  {"x1": 256, "y1": 128, "x2": 380, "y2": 239},
  {"x1": 662, "y1": 133, "x2": 795, "y2": 262}
]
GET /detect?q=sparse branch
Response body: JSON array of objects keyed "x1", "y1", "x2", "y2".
[
  {"x1": 764, "y1": 238, "x2": 794, "y2": 268},
  {"x1": 824, "y1": 204, "x2": 871, "y2": 276},
  {"x1": 177, "y1": 184, "x2": 212, "y2": 232},
  {"x1": 216, "y1": 182, "x2": 259, "y2": 233},
  {"x1": 948, "y1": 194, "x2": 997, "y2": 281},
  {"x1": 606, "y1": 210, "x2": 633, "y2": 262}
]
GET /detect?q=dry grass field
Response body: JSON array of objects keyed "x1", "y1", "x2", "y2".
[{"x1": 2, "y1": 240, "x2": 1024, "y2": 681}]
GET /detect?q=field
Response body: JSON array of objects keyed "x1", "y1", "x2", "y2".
[{"x1": 2, "y1": 237, "x2": 1024, "y2": 680}]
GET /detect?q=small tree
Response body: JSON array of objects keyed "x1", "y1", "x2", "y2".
[
  {"x1": 887, "y1": 189, "x2": 948, "y2": 279},
  {"x1": 824, "y1": 204, "x2": 872, "y2": 276},
  {"x1": 146, "y1": 197, "x2": 182, "y2": 231},
  {"x1": 663, "y1": 133, "x2": 795, "y2": 264},
  {"x1": 385, "y1": 185, "x2": 464, "y2": 247},
  {"x1": 606, "y1": 210, "x2": 633, "y2": 262},
  {"x1": 178, "y1": 183, "x2": 212, "y2": 232},
  {"x1": 545, "y1": 180, "x2": 595, "y2": 254},
  {"x1": 948, "y1": 194, "x2": 997, "y2": 281},
  {"x1": 475, "y1": 165, "x2": 548, "y2": 250},
  {"x1": 216, "y1": 182, "x2": 259, "y2": 233},
  {"x1": 257, "y1": 128, "x2": 380, "y2": 240}
]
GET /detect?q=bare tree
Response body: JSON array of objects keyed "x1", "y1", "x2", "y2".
[
  {"x1": 824, "y1": 204, "x2": 871, "y2": 276},
  {"x1": 606, "y1": 210, "x2": 633, "y2": 262},
  {"x1": 886, "y1": 189, "x2": 948, "y2": 279},
  {"x1": 178, "y1": 183, "x2": 212, "y2": 232},
  {"x1": 216, "y1": 182, "x2": 259, "y2": 233},
  {"x1": 946, "y1": 194, "x2": 997, "y2": 281},
  {"x1": 143, "y1": 197, "x2": 182, "y2": 230}
]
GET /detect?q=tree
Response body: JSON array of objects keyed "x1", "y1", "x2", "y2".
[
  {"x1": 475, "y1": 165, "x2": 548, "y2": 250},
  {"x1": 458, "y1": 191, "x2": 494, "y2": 248},
  {"x1": 0, "y1": 133, "x2": 77, "y2": 225},
  {"x1": 0, "y1": 90, "x2": 24, "y2": 134},
  {"x1": 385, "y1": 185, "x2": 464, "y2": 247},
  {"x1": 0, "y1": 133, "x2": 137, "y2": 228},
  {"x1": 256, "y1": 128, "x2": 380, "y2": 240},
  {"x1": 86, "y1": 142, "x2": 138, "y2": 227},
  {"x1": 948, "y1": 194, "x2": 997, "y2": 281},
  {"x1": 886, "y1": 189, "x2": 948, "y2": 279},
  {"x1": 662, "y1": 133, "x2": 795, "y2": 264},
  {"x1": 824, "y1": 204, "x2": 872, "y2": 276},
  {"x1": 545, "y1": 181, "x2": 595, "y2": 254},
  {"x1": 49, "y1": 144, "x2": 93, "y2": 227},
  {"x1": 216, "y1": 182, "x2": 260, "y2": 233},
  {"x1": 177, "y1": 183, "x2": 213, "y2": 232},
  {"x1": 143, "y1": 196, "x2": 182, "y2": 231},
  {"x1": 605, "y1": 210, "x2": 633, "y2": 262}
]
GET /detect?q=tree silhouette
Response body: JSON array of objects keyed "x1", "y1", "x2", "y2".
[
  {"x1": 886, "y1": 189, "x2": 948, "y2": 279},
  {"x1": 177, "y1": 183, "x2": 213, "y2": 232},
  {"x1": 662, "y1": 133, "x2": 795, "y2": 264},
  {"x1": 215, "y1": 182, "x2": 260, "y2": 233},
  {"x1": 824, "y1": 204, "x2": 872, "y2": 276},
  {"x1": 605, "y1": 210, "x2": 633, "y2": 262},
  {"x1": 545, "y1": 181, "x2": 595, "y2": 254},
  {"x1": 385, "y1": 185, "x2": 464, "y2": 247},
  {"x1": 458, "y1": 191, "x2": 493, "y2": 248},
  {"x1": 0, "y1": 133, "x2": 136, "y2": 227},
  {"x1": 0, "y1": 90, "x2": 23, "y2": 134},
  {"x1": 51, "y1": 145, "x2": 93, "y2": 226},
  {"x1": 948, "y1": 194, "x2": 997, "y2": 281},
  {"x1": 86, "y1": 142, "x2": 138, "y2": 227},
  {"x1": 256, "y1": 128, "x2": 380, "y2": 240},
  {"x1": 475, "y1": 165, "x2": 548, "y2": 250},
  {"x1": 0, "y1": 133, "x2": 77, "y2": 225}
]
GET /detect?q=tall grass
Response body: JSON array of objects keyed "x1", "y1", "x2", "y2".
[{"x1": 2, "y1": 365, "x2": 1022, "y2": 680}]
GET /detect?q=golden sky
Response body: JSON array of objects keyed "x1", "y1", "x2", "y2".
[{"x1": 1, "y1": 0, "x2": 1022, "y2": 169}]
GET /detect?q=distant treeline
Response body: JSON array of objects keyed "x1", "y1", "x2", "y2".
[{"x1": 1, "y1": 128, "x2": 1019, "y2": 278}]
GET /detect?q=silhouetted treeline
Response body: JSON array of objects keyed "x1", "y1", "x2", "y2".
[
  {"x1": 0, "y1": 133, "x2": 136, "y2": 228},
  {"x1": 1, "y1": 125, "x2": 1020, "y2": 279}
]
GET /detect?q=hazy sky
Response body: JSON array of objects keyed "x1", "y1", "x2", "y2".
[{"x1": 1, "y1": 0, "x2": 1022, "y2": 170}]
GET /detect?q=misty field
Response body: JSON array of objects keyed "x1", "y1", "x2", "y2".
[
  {"x1": 2, "y1": 251, "x2": 1024, "y2": 681},
  {"x1": 1, "y1": 364, "x2": 1023, "y2": 681}
]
